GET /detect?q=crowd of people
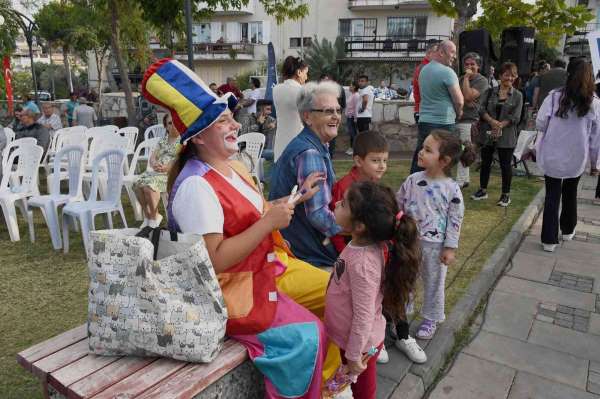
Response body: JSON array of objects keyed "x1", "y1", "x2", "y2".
[
  {"x1": 148, "y1": 40, "x2": 599, "y2": 398},
  {"x1": 2, "y1": 39, "x2": 598, "y2": 398}
]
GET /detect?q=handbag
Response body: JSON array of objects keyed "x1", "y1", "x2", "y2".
[{"x1": 87, "y1": 228, "x2": 228, "y2": 363}]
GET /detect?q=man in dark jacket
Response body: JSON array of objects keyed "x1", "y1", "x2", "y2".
[{"x1": 15, "y1": 108, "x2": 50, "y2": 154}]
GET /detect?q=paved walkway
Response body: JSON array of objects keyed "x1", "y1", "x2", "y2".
[{"x1": 428, "y1": 174, "x2": 600, "y2": 399}]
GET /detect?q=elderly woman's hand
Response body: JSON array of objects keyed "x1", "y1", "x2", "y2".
[{"x1": 264, "y1": 202, "x2": 295, "y2": 230}]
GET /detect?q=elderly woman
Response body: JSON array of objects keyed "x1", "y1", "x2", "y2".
[
  {"x1": 133, "y1": 114, "x2": 180, "y2": 229},
  {"x1": 142, "y1": 59, "x2": 338, "y2": 399},
  {"x1": 269, "y1": 81, "x2": 343, "y2": 267},
  {"x1": 471, "y1": 62, "x2": 523, "y2": 207}
]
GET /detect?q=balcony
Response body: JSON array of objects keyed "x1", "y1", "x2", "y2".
[
  {"x1": 174, "y1": 42, "x2": 256, "y2": 61},
  {"x1": 562, "y1": 23, "x2": 599, "y2": 57},
  {"x1": 197, "y1": 1, "x2": 254, "y2": 15},
  {"x1": 348, "y1": 0, "x2": 430, "y2": 10},
  {"x1": 340, "y1": 35, "x2": 448, "y2": 60}
]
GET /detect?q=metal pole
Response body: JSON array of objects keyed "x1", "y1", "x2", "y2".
[
  {"x1": 25, "y1": 29, "x2": 39, "y2": 106},
  {"x1": 184, "y1": 0, "x2": 194, "y2": 71}
]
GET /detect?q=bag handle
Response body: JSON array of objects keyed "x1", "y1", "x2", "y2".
[{"x1": 150, "y1": 227, "x2": 179, "y2": 260}]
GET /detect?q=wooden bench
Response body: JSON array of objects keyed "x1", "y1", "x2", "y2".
[{"x1": 17, "y1": 325, "x2": 265, "y2": 398}]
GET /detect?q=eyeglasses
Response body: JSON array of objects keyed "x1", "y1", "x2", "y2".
[{"x1": 311, "y1": 108, "x2": 342, "y2": 116}]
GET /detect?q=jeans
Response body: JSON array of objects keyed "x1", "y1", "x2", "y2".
[
  {"x1": 480, "y1": 145, "x2": 513, "y2": 194},
  {"x1": 541, "y1": 175, "x2": 581, "y2": 244},
  {"x1": 596, "y1": 175, "x2": 600, "y2": 199},
  {"x1": 357, "y1": 117, "x2": 371, "y2": 133},
  {"x1": 455, "y1": 122, "x2": 473, "y2": 185},
  {"x1": 410, "y1": 122, "x2": 456, "y2": 174},
  {"x1": 347, "y1": 117, "x2": 358, "y2": 148}
]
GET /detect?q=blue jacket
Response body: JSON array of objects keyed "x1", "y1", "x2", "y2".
[{"x1": 268, "y1": 127, "x2": 339, "y2": 267}]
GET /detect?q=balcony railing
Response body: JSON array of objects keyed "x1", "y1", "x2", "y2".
[
  {"x1": 573, "y1": 23, "x2": 600, "y2": 35},
  {"x1": 173, "y1": 42, "x2": 256, "y2": 60},
  {"x1": 342, "y1": 35, "x2": 448, "y2": 58},
  {"x1": 348, "y1": 0, "x2": 430, "y2": 9}
]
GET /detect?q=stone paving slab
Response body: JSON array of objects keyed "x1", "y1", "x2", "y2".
[
  {"x1": 528, "y1": 320, "x2": 600, "y2": 362},
  {"x1": 507, "y1": 371, "x2": 600, "y2": 399},
  {"x1": 495, "y1": 275, "x2": 597, "y2": 311},
  {"x1": 481, "y1": 291, "x2": 538, "y2": 340},
  {"x1": 506, "y1": 251, "x2": 556, "y2": 282},
  {"x1": 428, "y1": 354, "x2": 515, "y2": 399},
  {"x1": 376, "y1": 345, "x2": 412, "y2": 383},
  {"x1": 590, "y1": 313, "x2": 600, "y2": 336},
  {"x1": 578, "y1": 203, "x2": 600, "y2": 220},
  {"x1": 463, "y1": 331, "x2": 589, "y2": 389},
  {"x1": 555, "y1": 259, "x2": 600, "y2": 294},
  {"x1": 377, "y1": 375, "x2": 398, "y2": 399}
]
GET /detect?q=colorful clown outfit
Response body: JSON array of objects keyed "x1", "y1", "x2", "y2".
[{"x1": 142, "y1": 58, "x2": 339, "y2": 398}]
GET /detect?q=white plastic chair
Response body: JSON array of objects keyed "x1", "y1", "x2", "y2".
[
  {"x1": 2, "y1": 137, "x2": 37, "y2": 171},
  {"x1": 3, "y1": 127, "x2": 15, "y2": 144},
  {"x1": 86, "y1": 125, "x2": 118, "y2": 137},
  {"x1": 118, "y1": 127, "x2": 139, "y2": 156},
  {"x1": 42, "y1": 128, "x2": 69, "y2": 174},
  {"x1": 123, "y1": 137, "x2": 161, "y2": 221},
  {"x1": 27, "y1": 145, "x2": 86, "y2": 249},
  {"x1": 62, "y1": 149, "x2": 127, "y2": 255},
  {"x1": 141, "y1": 124, "x2": 166, "y2": 163},
  {"x1": 82, "y1": 135, "x2": 129, "y2": 198},
  {"x1": 237, "y1": 133, "x2": 265, "y2": 183},
  {"x1": 46, "y1": 131, "x2": 88, "y2": 190},
  {"x1": 0, "y1": 143, "x2": 44, "y2": 241}
]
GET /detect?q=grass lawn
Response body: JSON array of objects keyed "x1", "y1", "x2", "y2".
[{"x1": 0, "y1": 159, "x2": 541, "y2": 398}]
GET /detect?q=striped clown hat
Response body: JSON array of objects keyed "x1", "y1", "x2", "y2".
[{"x1": 142, "y1": 58, "x2": 238, "y2": 143}]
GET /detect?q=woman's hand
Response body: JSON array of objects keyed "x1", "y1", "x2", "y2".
[
  {"x1": 346, "y1": 359, "x2": 367, "y2": 376},
  {"x1": 296, "y1": 172, "x2": 326, "y2": 204},
  {"x1": 153, "y1": 163, "x2": 168, "y2": 173},
  {"x1": 591, "y1": 168, "x2": 599, "y2": 176},
  {"x1": 264, "y1": 202, "x2": 295, "y2": 230}
]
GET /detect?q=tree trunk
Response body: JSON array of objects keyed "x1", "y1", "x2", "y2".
[
  {"x1": 62, "y1": 45, "x2": 73, "y2": 93},
  {"x1": 48, "y1": 42, "x2": 56, "y2": 100},
  {"x1": 94, "y1": 47, "x2": 108, "y2": 118},
  {"x1": 453, "y1": 14, "x2": 468, "y2": 43},
  {"x1": 109, "y1": 0, "x2": 136, "y2": 127}
]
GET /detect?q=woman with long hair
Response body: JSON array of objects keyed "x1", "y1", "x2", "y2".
[
  {"x1": 272, "y1": 56, "x2": 309, "y2": 160},
  {"x1": 536, "y1": 58, "x2": 600, "y2": 252}
]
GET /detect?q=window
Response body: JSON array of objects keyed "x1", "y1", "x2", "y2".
[
  {"x1": 240, "y1": 22, "x2": 263, "y2": 44},
  {"x1": 338, "y1": 18, "x2": 377, "y2": 37},
  {"x1": 387, "y1": 16, "x2": 427, "y2": 38},
  {"x1": 290, "y1": 37, "x2": 312, "y2": 48}
]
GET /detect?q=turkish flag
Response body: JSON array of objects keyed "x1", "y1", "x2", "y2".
[{"x1": 3, "y1": 56, "x2": 14, "y2": 116}]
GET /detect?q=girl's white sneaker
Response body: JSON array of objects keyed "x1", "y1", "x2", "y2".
[
  {"x1": 376, "y1": 345, "x2": 389, "y2": 364},
  {"x1": 395, "y1": 336, "x2": 427, "y2": 364}
]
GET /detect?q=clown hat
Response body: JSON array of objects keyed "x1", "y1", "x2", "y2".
[{"x1": 142, "y1": 58, "x2": 238, "y2": 143}]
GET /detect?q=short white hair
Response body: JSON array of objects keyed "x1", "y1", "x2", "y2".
[{"x1": 297, "y1": 81, "x2": 341, "y2": 117}]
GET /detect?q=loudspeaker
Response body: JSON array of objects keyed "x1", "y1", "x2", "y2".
[
  {"x1": 501, "y1": 27, "x2": 536, "y2": 77},
  {"x1": 459, "y1": 29, "x2": 497, "y2": 77}
]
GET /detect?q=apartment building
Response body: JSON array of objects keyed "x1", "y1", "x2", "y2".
[{"x1": 174, "y1": 0, "x2": 453, "y2": 85}]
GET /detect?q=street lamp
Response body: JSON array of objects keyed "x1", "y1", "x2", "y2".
[{"x1": 2, "y1": 8, "x2": 39, "y2": 106}]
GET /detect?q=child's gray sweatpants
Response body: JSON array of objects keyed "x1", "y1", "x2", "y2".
[{"x1": 420, "y1": 240, "x2": 447, "y2": 322}]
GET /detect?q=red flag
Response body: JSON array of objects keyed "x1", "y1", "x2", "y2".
[{"x1": 3, "y1": 56, "x2": 14, "y2": 116}]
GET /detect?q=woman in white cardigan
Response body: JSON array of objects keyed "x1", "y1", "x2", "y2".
[{"x1": 273, "y1": 56, "x2": 308, "y2": 160}]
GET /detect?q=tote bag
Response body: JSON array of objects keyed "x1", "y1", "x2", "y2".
[{"x1": 87, "y1": 228, "x2": 228, "y2": 363}]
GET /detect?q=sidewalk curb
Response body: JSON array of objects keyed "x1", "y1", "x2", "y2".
[{"x1": 389, "y1": 188, "x2": 546, "y2": 399}]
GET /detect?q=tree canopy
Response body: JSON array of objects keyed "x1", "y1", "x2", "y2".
[{"x1": 475, "y1": 0, "x2": 593, "y2": 47}]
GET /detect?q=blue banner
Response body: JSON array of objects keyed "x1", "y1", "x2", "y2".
[{"x1": 265, "y1": 42, "x2": 278, "y2": 118}]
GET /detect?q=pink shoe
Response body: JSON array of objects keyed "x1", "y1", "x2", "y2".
[{"x1": 416, "y1": 319, "x2": 437, "y2": 340}]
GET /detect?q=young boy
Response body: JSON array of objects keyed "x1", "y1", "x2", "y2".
[{"x1": 330, "y1": 131, "x2": 390, "y2": 254}]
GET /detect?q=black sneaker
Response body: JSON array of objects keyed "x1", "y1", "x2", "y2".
[
  {"x1": 497, "y1": 194, "x2": 511, "y2": 207},
  {"x1": 471, "y1": 189, "x2": 488, "y2": 200}
]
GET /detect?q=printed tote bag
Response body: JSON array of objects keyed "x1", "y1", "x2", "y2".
[{"x1": 87, "y1": 228, "x2": 227, "y2": 363}]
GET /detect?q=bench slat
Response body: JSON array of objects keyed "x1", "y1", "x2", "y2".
[
  {"x1": 32, "y1": 339, "x2": 90, "y2": 379},
  {"x1": 89, "y1": 358, "x2": 188, "y2": 399},
  {"x1": 138, "y1": 340, "x2": 248, "y2": 399},
  {"x1": 48, "y1": 354, "x2": 121, "y2": 396},
  {"x1": 17, "y1": 325, "x2": 87, "y2": 372},
  {"x1": 68, "y1": 357, "x2": 156, "y2": 399}
]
